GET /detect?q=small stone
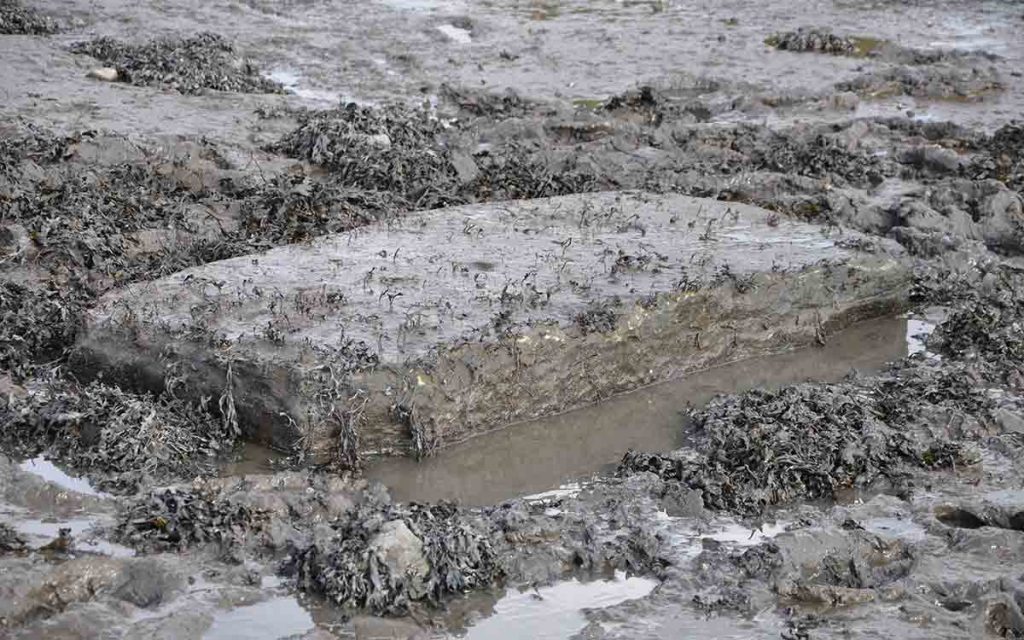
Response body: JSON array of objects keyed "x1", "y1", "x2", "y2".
[
  {"x1": 112, "y1": 559, "x2": 184, "y2": 608},
  {"x1": 365, "y1": 133, "x2": 392, "y2": 150},
  {"x1": 368, "y1": 520, "x2": 429, "y2": 583},
  {"x1": 0, "y1": 374, "x2": 27, "y2": 399},
  {"x1": 87, "y1": 67, "x2": 120, "y2": 82},
  {"x1": 993, "y1": 408, "x2": 1024, "y2": 435},
  {"x1": 828, "y1": 91, "x2": 860, "y2": 111},
  {"x1": 0, "y1": 223, "x2": 33, "y2": 259},
  {"x1": 27, "y1": 557, "x2": 127, "y2": 616},
  {"x1": 450, "y1": 150, "x2": 480, "y2": 184},
  {"x1": 661, "y1": 485, "x2": 706, "y2": 518}
]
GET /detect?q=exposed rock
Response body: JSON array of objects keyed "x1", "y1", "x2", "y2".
[
  {"x1": 368, "y1": 520, "x2": 430, "y2": 584},
  {"x1": 86, "y1": 67, "x2": 120, "y2": 82},
  {"x1": 76, "y1": 192, "x2": 911, "y2": 462},
  {"x1": 766, "y1": 28, "x2": 857, "y2": 56},
  {"x1": 19, "y1": 556, "x2": 127, "y2": 622}
]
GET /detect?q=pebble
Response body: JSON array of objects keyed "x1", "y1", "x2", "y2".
[{"x1": 87, "y1": 67, "x2": 120, "y2": 82}]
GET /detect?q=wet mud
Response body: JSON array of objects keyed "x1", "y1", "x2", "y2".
[{"x1": 2, "y1": 0, "x2": 1024, "y2": 638}]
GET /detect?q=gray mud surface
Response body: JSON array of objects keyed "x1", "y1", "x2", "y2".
[{"x1": 2, "y1": 0, "x2": 1023, "y2": 638}]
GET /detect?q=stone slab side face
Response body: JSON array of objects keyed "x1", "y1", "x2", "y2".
[{"x1": 76, "y1": 192, "x2": 912, "y2": 461}]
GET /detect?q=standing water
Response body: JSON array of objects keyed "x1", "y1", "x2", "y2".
[{"x1": 365, "y1": 314, "x2": 934, "y2": 504}]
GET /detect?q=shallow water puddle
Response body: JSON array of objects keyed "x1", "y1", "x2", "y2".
[
  {"x1": 461, "y1": 571, "x2": 656, "y2": 640},
  {"x1": 220, "y1": 441, "x2": 287, "y2": 477},
  {"x1": 14, "y1": 516, "x2": 135, "y2": 557},
  {"x1": 658, "y1": 514, "x2": 791, "y2": 563},
  {"x1": 266, "y1": 69, "x2": 343, "y2": 105},
  {"x1": 367, "y1": 314, "x2": 934, "y2": 504},
  {"x1": 19, "y1": 456, "x2": 110, "y2": 498},
  {"x1": 203, "y1": 596, "x2": 314, "y2": 640},
  {"x1": 379, "y1": 0, "x2": 464, "y2": 11},
  {"x1": 521, "y1": 482, "x2": 582, "y2": 503},
  {"x1": 905, "y1": 306, "x2": 947, "y2": 357},
  {"x1": 860, "y1": 517, "x2": 928, "y2": 543},
  {"x1": 702, "y1": 520, "x2": 790, "y2": 547}
]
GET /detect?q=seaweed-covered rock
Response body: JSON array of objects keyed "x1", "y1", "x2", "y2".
[
  {"x1": 0, "y1": 379, "x2": 236, "y2": 492},
  {"x1": 599, "y1": 84, "x2": 721, "y2": 127},
  {"x1": 981, "y1": 121, "x2": 1024, "y2": 191},
  {"x1": 620, "y1": 365, "x2": 988, "y2": 516},
  {"x1": 0, "y1": 283, "x2": 84, "y2": 379},
  {"x1": 836, "y1": 64, "x2": 1003, "y2": 100},
  {"x1": 620, "y1": 382, "x2": 947, "y2": 516},
  {"x1": 0, "y1": 0, "x2": 57, "y2": 35},
  {"x1": 1, "y1": 155, "x2": 211, "y2": 279},
  {"x1": 746, "y1": 131, "x2": 884, "y2": 187},
  {"x1": 439, "y1": 84, "x2": 536, "y2": 120},
  {"x1": 0, "y1": 521, "x2": 28, "y2": 554},
  {"x1": 621, "y1": 358, "x2": 987, "y2": 515},
  {"x1": 291, "y1": 499, "x2": 503, "y2": 614},
  {"x1": 232, "y1": 173, "x2": 398, "y2": 246},
  {"x1": 766, "y1": 29, "x2": 857, "y2": 56},
  {"x1": 930, "y1": 278, "x2": 1024, "y2": 369},
  {"x1": 69, "y1": 33, "x2": 283, "y2": 95},
  {"x1": 116, "y1": 486, "x2": 268, "y2": 552},
  {"x1": 270, "y1": 101, "x2": 605, "y2": 209},
  {"x1": 269, "y1": 102, "x2": 460, "y2": 208}
]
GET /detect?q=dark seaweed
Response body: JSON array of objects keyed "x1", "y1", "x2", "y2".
[
  {"x1": 0, "y1": 0, "x2": 57, "y2": 35},
  {"x1": 291, "y1": 497, "x2": 503, "y2": 614},
  {"x1": 70, "y1": 33, "x2": 283, "y2": 95},
  {"x1": 1, "y1": 379, "x2": 236, "y2": 493},
  {"x1": 116, "y1": 486, "x2": 268, "y2": 552}
]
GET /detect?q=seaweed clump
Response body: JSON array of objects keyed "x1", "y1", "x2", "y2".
[
  {"x1": 929, "y1": 275, "x2": 1024, "y2": 375},
  {"x1": 0, "y1": 0, "x2": 58, "y2": 35},
  {"x1": 620, "y1": 381, "x2": 964, "y2": 517},
  {"x1": 976, "y1": 121, "x2": 1024, "y2": 191},
  {"x1": 0, "y1": 521, "x2": 28, "y2": 554},
  {"x1": 2, "y1": 162, "x2": 203, "y2": 277},
  {"x1": 116, "y1": 486, "x2": 268, "y2": 552},
  {"x1": 291, "y1": 497, "x2": 503, "y2": 614},
  {"x1": 468, "y1": 146, "x2": 601, "y2": 201},
  {"x1": 0, "y1": 124, "x2": 75, "y2": 170},
  {"x1": 766, "y1": 28, "x2": 856, "y2": 55},
  {"x1": 269, "y1": 102, "x2": 460, "y2": 209},
  {"x1": 231, "y1": 173, "x2": 400, "y2": 247},
  {"x1": 69, "y1": 33, "x2": 283, "y2": 95},
  {"x1": 0, "y1": 283, "x2": 83, "y2": 379},
  {"x1": 728, "y1": 125, "x2": 886, "y2": 187},
  {"x1": 0, "y1": 379, "x2": 237, "y2": 493}
]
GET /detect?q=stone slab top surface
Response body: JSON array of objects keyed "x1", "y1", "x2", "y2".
[{"x1": 88, "y1": 191, "x2": 898, "y2": 365}]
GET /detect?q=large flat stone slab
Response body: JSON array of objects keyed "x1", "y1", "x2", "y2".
[{"x1": 76, "y1": 192, "x2": 911, "y2": 462}]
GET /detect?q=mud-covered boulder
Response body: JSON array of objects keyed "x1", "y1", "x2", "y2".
[{"x1": 76, "y1": 192, "x2": 911, "y2": 463}]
